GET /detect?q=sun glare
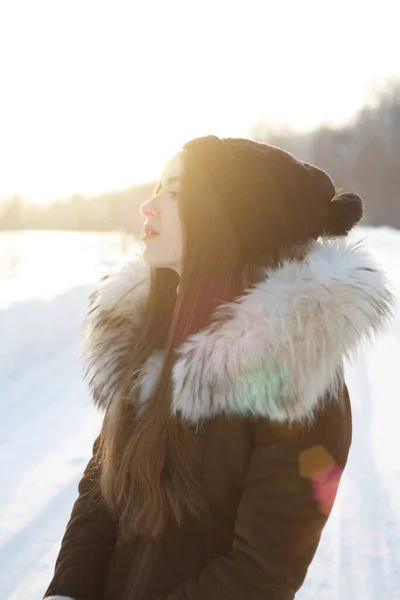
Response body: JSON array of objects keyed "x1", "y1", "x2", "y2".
[{"x1": 0, "y1": 0, "x2": 399, "y2": 204}]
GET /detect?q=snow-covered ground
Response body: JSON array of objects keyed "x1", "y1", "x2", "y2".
[{"x1": 0, "y1": 228, "x2": 399, "y2": 600}]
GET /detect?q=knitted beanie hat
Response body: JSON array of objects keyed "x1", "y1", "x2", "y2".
[{"x1": 183, "y1": 135, "x2": 364, "y2": 261}]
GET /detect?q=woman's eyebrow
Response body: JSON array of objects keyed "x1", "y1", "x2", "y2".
[
  {"x1": 167, "y1": 176, "x2": 180, "y2": 185},
  {"x1": 159, "y1": 175, "x2": 180, "y2": 191}
]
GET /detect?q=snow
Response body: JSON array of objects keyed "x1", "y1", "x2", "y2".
[{"x1": 0, "y1": 228, "x2": 399, "y2": 600}]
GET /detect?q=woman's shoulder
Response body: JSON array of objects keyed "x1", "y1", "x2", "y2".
[{"x1": 254, "y1": 383, "x2": 352, "y2": 470}]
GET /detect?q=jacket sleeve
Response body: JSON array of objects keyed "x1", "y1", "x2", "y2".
[
  {"x1": 44, "y1": 436, "x2": 118, "y2": 600},
  {"x1": 164, "y1": 390, "x2": 352, "y2": 600}
]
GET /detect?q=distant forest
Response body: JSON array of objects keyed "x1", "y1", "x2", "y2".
[
  {"x1": 0, "y1": 182, "x2": 154, "y2": 235},
  {"x1": 1, "y1": 82, "x2": 400, "y2": 234},
  {"x1": 252, "y1": 82, "x2": 400, "y2": 229}
]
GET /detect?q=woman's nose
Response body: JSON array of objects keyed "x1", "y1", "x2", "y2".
[{"x1": 140, "y1": 198, "x2": 159, "y2": 218}]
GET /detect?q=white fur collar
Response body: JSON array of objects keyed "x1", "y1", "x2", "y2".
[{"x1": 84, "y1": 238, "x2": 394, "y2": 424}]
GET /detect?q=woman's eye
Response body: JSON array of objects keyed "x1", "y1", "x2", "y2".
[{"x1": 169, "y1": 190, "x2": 179, "y2": 198}]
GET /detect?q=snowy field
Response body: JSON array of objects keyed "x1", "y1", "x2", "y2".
[{"x1": 0, "y1": 228, "x2": 400, "y2": 600}]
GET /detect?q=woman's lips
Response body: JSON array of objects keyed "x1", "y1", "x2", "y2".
[
  {"x1": 142, "y1": 231, "x2": 159, "y2": 241},
  {"x1": 142, "y1": 223, "x2": 160, "y2": 241}
]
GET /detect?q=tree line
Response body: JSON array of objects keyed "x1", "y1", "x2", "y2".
[
  {"x1": 0, "y1": 183, "x2": 154, "y2": 234},
  {"x1": 252, "y1": 82, "x2": 400, "y2": 228}
]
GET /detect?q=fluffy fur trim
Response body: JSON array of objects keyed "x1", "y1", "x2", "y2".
[
  {"x1": 172, "y1": 239, "x2": 394, "y2": 422},
  {"x1": 44, "y1": 597, "x2": 76, "y2": 599},
  {"x1": 84, "y1": 238, "x2": 394, "y2": 423},
  {"x1": 136, "y1": 349, "x2": 164, "y2": 418},
  {"x1": 84, "y1": 257, "x2": 150, "y2": 410}
]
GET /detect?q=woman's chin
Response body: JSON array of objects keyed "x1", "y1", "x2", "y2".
[
  {"x1": 141, "y1": 249, "x2": 181, "y2": 274},
  {"x1": 141, "y1": 246, "x2": 158, "y2": 266},
  {"x1": 142, "y1": 247, "x2": 165, "y2": 269}
]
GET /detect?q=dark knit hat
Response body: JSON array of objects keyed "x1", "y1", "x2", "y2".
[{"x1": 183, "y1": 135, "x2": 364, "y2": 261}]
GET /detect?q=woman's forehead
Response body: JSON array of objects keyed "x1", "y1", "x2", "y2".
[{"x1": 161, "y1": 153, "x2": 183, "y2": 185}]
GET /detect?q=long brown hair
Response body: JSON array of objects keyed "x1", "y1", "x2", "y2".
[{"x1": 96, "y1": 151, "x2": 262, "y2": 542}]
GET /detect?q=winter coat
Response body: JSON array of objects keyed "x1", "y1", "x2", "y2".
[{"x1": 44, "y1": 237, "x2": 393, "y2": 600}]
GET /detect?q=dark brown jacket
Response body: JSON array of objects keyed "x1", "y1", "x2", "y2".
[{"x1": 44, "y1": 237, "x2": 393, "y2": 600}]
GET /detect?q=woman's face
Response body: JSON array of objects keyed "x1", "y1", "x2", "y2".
[{"x1": 140, "y1": 154, "x2": 184, "y2": 274}]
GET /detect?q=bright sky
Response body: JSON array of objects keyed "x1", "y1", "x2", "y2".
[{"x1": 0, "y1": 0, "x2": 399, "y2": 204}]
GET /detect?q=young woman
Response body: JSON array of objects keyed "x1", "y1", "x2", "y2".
[{"x1": 44, "y1": 136, "x2": 393, "y2": 600}]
